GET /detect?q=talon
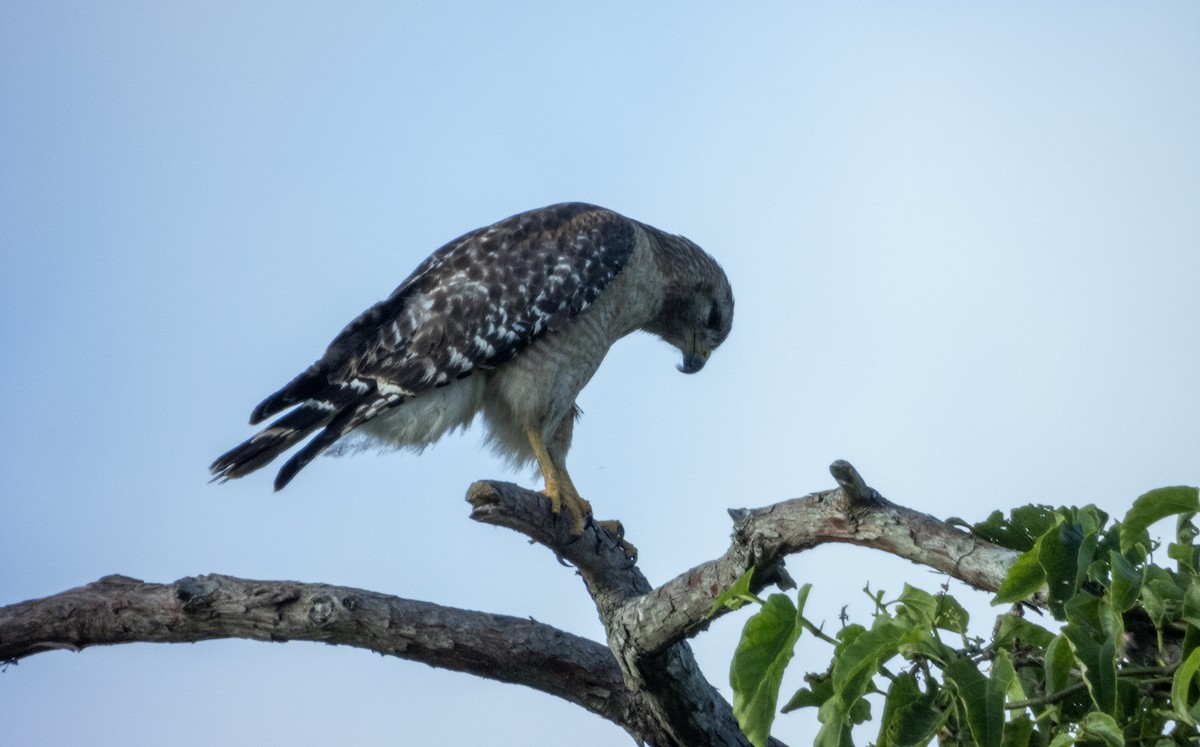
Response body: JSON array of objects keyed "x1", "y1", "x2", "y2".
[
  {"x1": 596, "y1": 519, "x2": 637, "y2": 560},
  {"x1": 596, "y1": 518, "x2": 624, "y2": 539},
  {"x1": 556, "y1": 484, "x2": 590, "y2": 536},
  {"x1": 540, "y1": 477, "x2": 592, "y2": 537}
]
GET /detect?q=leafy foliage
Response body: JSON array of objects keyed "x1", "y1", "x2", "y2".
[
  {"x1": 730, "y1": 587, "x2": 811, "y2": 746},
  {"x1": 724, "y1": 486, "x2": 1200, "y2": 746}
]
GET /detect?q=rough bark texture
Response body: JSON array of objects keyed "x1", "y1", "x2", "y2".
[
  {"x1": 1, "y1": 462, "x2": 1023, "y2": 746},
  {"x1": 468, "y1": 480, "x2": 767, "y2": 747},
  {"x1": 0, "y1": 573, "x2": 636, "y2": 731},
  {"x1": 611, "y1": 460, "x2": 1025, "y2": 657}
]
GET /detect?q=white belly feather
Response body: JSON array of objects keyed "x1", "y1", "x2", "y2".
[{"x1": 330, "y1": 374, "x2": 485, "y2": 456}]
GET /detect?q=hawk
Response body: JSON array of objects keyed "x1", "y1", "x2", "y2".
[{"x1": 211, "y1": 202, "x2": 734, "y2": 536}]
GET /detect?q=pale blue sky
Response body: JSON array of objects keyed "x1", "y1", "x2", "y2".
[{"x1": 2, "y1": 4, "x2": 1198, "y2": 745}]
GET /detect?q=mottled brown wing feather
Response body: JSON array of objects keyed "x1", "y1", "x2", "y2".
[{"x1": 342, "y1": 202, "x2": 636, "y2": 392}]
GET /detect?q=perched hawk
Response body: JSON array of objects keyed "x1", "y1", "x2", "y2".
[{"x1": 211, "y1": 202, "x2": 734, "y2": 535}]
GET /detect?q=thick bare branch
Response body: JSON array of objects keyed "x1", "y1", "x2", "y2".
[
  {"x1": 615, "y1": 461, "x2": 1024, "y2": 657},
  {"x1": 467, "y1": 480, "x2": 651, "y2": 614},
  {"x1": 466, "y1": 464, "x2": 1023, "y2": 676},
  {"x1": 0, "y1": 573, "x2": 634, "y2": 730},
  {"x1": 3, "y1": 464, "x2": 1017, "y2": 747},
  {"x1": 468, "y1": 480, "x2": 776, "y2": 747}
]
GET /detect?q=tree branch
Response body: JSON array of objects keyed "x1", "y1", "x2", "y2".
[
  {"x1": 464, "y1": 461, "x2": 1027, "y2": 708},
  {"x1": 468, "y1": 480, "x2": 777, "y2": 747},
  {"x1": 0, "y1": 573, "x2": 635, "y2": 732},
  {"x1": 2, "y1": 461, "x2": 1023, "y2": 746},
  {"x1": 614, "y1": 461, "x2": 1025, "y2": 658}
]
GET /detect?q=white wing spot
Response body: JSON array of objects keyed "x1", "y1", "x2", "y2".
[
  {"x1": 344, "y1": 379, "x2": 371, "y2": 394},
  {"x1": 405, "y1": 292, "x2": 436, "y2": 327},
  {"x1": 447, "y1": 348, "x2": 470, "y2": 370},
  {"x1": 377, "y1": 380, "x2": 409, "y2": 397},
  {"x1": 472, "y1": 335, "x2": 496, "y2": 357},
  {"x1": 419, "y1": 360, "x2": 439, "y2": 383}
]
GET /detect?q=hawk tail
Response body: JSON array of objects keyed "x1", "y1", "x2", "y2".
[
  {"x1": 271, "y1": 403, "x2": 369, "y2": 491},
  {"x1": 249, "y1": 365, "x2": 328, "y2": 425},
  {"x1": 212, "y1": 378, "x2": 396, "y2": 489},
  {"x1": 209, "y1": 401, "x2": 334, "y2": 482}
]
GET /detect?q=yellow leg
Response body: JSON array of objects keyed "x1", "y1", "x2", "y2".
[{"x1": 526, "y1": 426, "x2": 591, "y2": 536}]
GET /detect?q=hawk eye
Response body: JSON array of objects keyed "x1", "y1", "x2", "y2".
[{"x1": 706, "y1": 304, "x2": 722, "y2": 330}]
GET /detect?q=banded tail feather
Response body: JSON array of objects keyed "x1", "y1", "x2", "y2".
[
  {"x1": 271, "y1": 401, "x2": 371, "y2": 490},
  {"x1": 209, "y1": 401, "x2": 334, "y2": 481},
  {"x1": 249, "y1": 365, "x2": 329, "y2": 425},
  {"x1": 210, "y1": 377, "x2": 395, "y2": 488}
]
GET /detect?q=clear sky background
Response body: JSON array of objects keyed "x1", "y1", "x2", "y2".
[{"x1": 2, "y1": 3, "x2": 1198, "y2": 745}]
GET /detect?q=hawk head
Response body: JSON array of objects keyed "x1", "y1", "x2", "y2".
[{"x1": 647, "y1": 241, "x2": 734, "y2": 375}]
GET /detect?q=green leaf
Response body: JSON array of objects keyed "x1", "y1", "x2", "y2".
[
  {"x1": 1169, "y1": 541, "x2": 1200, "y2": 573},
  {"x1": 897, "y1": 584, "x2": 939, "y2": 625},
  {"x1": 933, "y1": 594, "x2": 970, "y2": 635},
  {"x1": 1063, "y1": 589, "x2": 1101, "y2": 631},
  {"x1": 1171, "y1": 646, "x2": 1200, "y2": 726},
  {"x1": 783, "y1": 673, "x2": 873, "y2": 723},
  {"x1": 971, "y1": 505, "x2": 1059, "y2": 552},
  {"x1": 1039, "y1": 517, "x2": 1083, "y2": 618},
  {"x1": 1184, "y1": 579, "x2": 1200, "y2": 630},
  {"x1": 730, "y1": 586, "x2": 809, "y2": 747},
  {"x1": 1043, "y1": 633, "x2": 1074, "y2": 696},
  {"x1": 1097, "y1": 597, "x2": 1124, "y2": 644},
  {"x1": 991, "y1": 650, "x2": 1024, "y2": 702},
  {"x1": 1115, "y1": 680, "x2": 1139, "y2": 727},
  {"x1": 877, "y1": 672, "x2": 921, "y2": 747},
  {"x1": 894, "y1": 585, "x2": 970, "y2": 634},
  {"x1": 814, "y1": 698, "x2": 857, "y2": 747},
  {"x1": 831, "y1": 620, "x2": 909, "y2": 712},
  {"x1": 1142, "y1": 565, "x2": 1186, "y2": 630},
  {"x1": 782, "y1": 673, "x2": 832, "y2": 714},
  {"x1": 836, "y1": 623, "x2": 867, "y2": 650},
  {"x1": 1179, "y1": 514, "x2": 1200, "y2": 545},
  {"x1": 1077, "y1": 711, "x2": 1124, "y2": 746},
  {"x1": 1047, "y1": 734, "x2": 1077, "y2": 747},
  {"x1": 993, "y1": 613, "x2": 1056, "y2": 650},
  {"x1": 1063, "y1": 623, "x2": 1117, "y2": 714},
  {"x1": 1002, "y1": 714, "x2": 1034, "y2": 747},
  {"x1": 780, "y1": 687, "x2": 823, "y2": 714},
  {"x1": 1075, "y1": 505, "x2": 1107, "y2": 537},
  {"x1": 994, "y1": 522, "x2": 1055, "y2": 606},
  {"x1": 1095, "y1": 637, "x2": 1119, "y2": 715},
  {"x1": 890, "y1": 685, "x2": 947, "y2": 746},
  {"x1": 944, "y1": 657, "x2": 1005, "y2": 747},
  {"x1": 1073, "y1": 530, "x2": 1100, "y2": 592},
  {"x1": 1140, "y1": 583, "x2": 1168, "y2": 630},
  {"x1": 991, "y1": 651, "x2": 1032, "y2": 746},
  {"x1": 1108, "y1": 549, "x2": 1142, "y2": 612},
  {"x1": 846, "y1": 695, "x2": 872, "y2": 725},
  {"x1": 1121, "y1": 486, "x2": 1200, "y2": 555},
  {"x1": 708, "y1": 566, "x2": 759, "y2": 617}
]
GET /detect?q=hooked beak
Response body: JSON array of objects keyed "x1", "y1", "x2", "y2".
[{"x1": 677, "y1": 349, "x2": 710, "y2": 374}]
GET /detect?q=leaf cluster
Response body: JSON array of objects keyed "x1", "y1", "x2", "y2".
[{"x1": 718, "y1": 486, "x2": 1200, "y2": 747}]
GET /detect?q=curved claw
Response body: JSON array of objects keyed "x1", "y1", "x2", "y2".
[
  {"x1": 547, "y1": 482, "x2": 591, "y2": 537},
  {"x1": 596, "y1": 519, "x2": 637, "y2": 561}
]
